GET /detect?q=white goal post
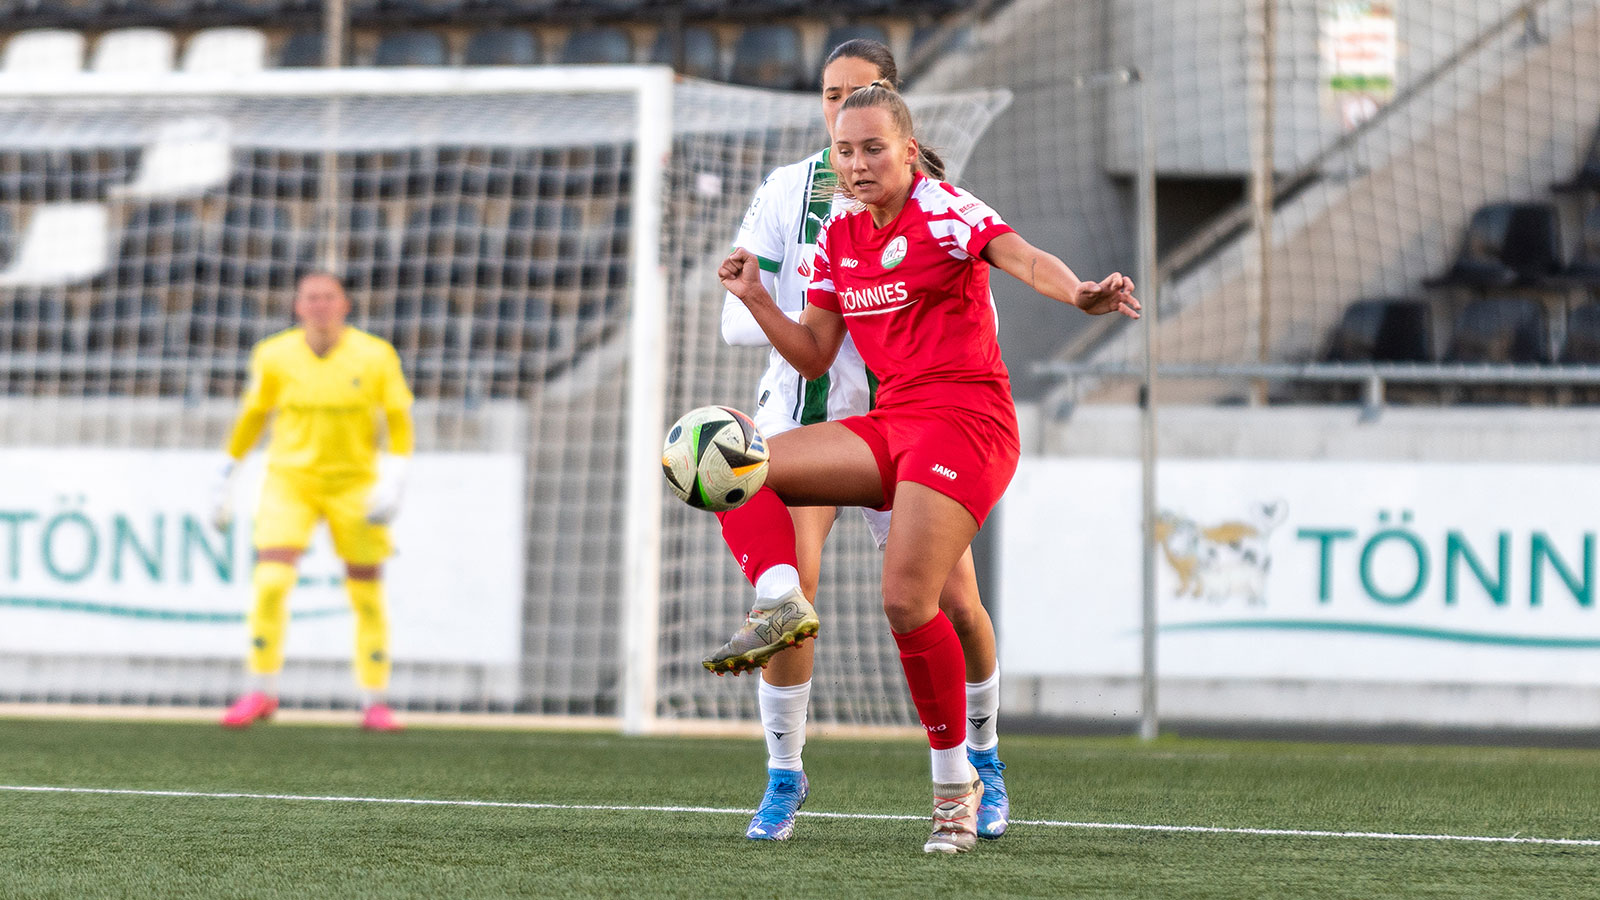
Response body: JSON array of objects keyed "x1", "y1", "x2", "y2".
[{"x1": 0, "y1": 66, "x2": 1009, "y2": 733}]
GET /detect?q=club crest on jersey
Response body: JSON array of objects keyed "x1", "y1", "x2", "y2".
[{"x1": 881, "y1": 236, "x2": 908, "y2": 270}]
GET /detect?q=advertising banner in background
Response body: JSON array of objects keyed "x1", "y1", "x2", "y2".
[
  {"x1": 0, "y1": 449, "x2": 523, "y2": 666},
  {"x1": 1000, "y1": 458, "x2": 1600, "y2": 686},
  {"x1": 1323, "y1": 0, "x2": 1398, "y2": 129}
]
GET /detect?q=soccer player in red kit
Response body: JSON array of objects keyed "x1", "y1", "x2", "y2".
[{"x1": 715, "y1": 83, "x2": 1139, "y2": 853}]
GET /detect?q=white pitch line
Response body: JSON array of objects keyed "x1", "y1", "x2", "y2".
[{"x1": 3, "y1": 784, "x2": 1597, "y2": 848}]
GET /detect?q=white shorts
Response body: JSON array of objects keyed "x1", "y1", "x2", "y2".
[{"x1": 751, "y1": 340, "x2": 891, "y2": 551}]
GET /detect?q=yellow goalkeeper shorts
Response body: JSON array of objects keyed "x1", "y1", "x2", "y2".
[{"x1": 252, "y1": 469, "x2": 392, "y2": 565}]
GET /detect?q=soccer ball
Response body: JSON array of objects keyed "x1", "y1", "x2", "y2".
[{"x1": 662, "y1": 405, "x2": 769, "y2": 511}]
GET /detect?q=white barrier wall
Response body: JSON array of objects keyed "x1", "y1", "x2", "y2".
[
  {"x1": 0, "y1": 449, "x2": 523, "y2": 674},
  {"x1": 999, "y1": 405, "x2": 1600, "y2": 729}
]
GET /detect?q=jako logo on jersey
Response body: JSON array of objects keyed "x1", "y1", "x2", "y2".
[
  {"x1": 839, "y1": 281, "x2": 909, "y2": 312},
  {"x1": 840, "y1": 257, "x2": 860, "y2": 268},
  {"x1": 881, "y1": 235, "x2": 908, "y2": 269},
  {"x1": 931, "y1": 463, "x2": 959, "y2": 480}
]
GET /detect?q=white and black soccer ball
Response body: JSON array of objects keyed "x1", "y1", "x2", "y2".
[{"x1": 661, "y1": 405, "x2": 769, "y2": 512}]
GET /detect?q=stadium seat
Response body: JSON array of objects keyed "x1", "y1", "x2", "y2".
[
  {"x1": 1444, "y1": 297, "x2": 1551, "y2": 364},
  {"x1": 1321, "y1": 298, "x2": 1434, "y2": 363},
  {"x1": 373, "y1": 31, "x2": 449, "y2": 67},
  {"x1": 1544, "y1": 206, "x2": 1600, "y2": 290},
  {"x1": 276, "y1": 31, "x2": 328, "y2": 68},
  {"x1": 1560, "y1": 302, "x2": 1600, "y2": 364},
  {"x1": 822, "y1": 23, "x2": 890, "y2": 57},
  {"x1": 0, "y1": 203, "x2": 110, "y2": 287},
  {"x1": 1424, "y1": 202, "x2": 1563, "y2": 290},
  {"x1": 1553, "y1": 121, "x2": 1600, "y2": 194},
  {"x1": 123, "y1": 0, "x2": 199, "y2": 24},
  {"x1": 730, "y1": 25, "x2": 805, "y2": 91},
  {"x1": 181, "y1": 28, "x2": 268, "y2": 74},
  {"x1": 19, "y1": 0, "x2": 104, "y2": 27},
  {"x1": 648, "y1": 27, "x2": 719, "y2": 80},
  {"x1": 108, "y1": 116, "x2": 232, "y2": 200},
  {"x1": 558, "y1": 27, "x2": 633, "y2": 65},
  {"x1": 463, "y1": 28, "x2": 541, "y2": 66},
  {"x1": 89, "y1": 28, "x2": 176, "y2": 74},
  {"x1": 3, "y1": 29, "x2": 86, "y2": 74},
  {"x1": 208, "y1": 0, "x2": 283, "y2": 21}
]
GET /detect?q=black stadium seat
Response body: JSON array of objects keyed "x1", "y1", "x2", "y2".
[
  {"x1": 1553, "y1": 121, "x2": 1600, "y2": 194},
  {"x1": 730, "y1": 25, "x2": 804, "y2": 91},
  {"x1": 559, "y1": 27, "x2": 632, "y2": 65},
  {"x1": 1444, "y1": 297, "x2": 1550, "y2": 364},
  {"x1": 373, "y1": 31, "x2": 449, "y2": 67},
  {"x1": 649, "y1": 26, "x2": 719, "y2": 80},
  {"x1": 1322, "y1": 298, "x2": 1433, "y2": 363},
  {"x1": 1561, "y1": 302, "x2": 1600, "y2": 364},
  {"x1": 276, "y1": 31, "x2": 326, "y2": 68},
  {"x1": 1424, "y1": 202, "x2": 1563, "y2": 290},
  {"x1": 822, "y1": 23, "x2": 890, "y2": 56},
  {"x1": 464, "y1": 28, "x2": 540, "y2": 66},
  {"x1": 1545, "y1": 206, "x2": 1600, "y2": 290}
]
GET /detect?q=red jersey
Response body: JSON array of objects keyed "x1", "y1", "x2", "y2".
[{"x1": 807, "y1": 174, "x2": 1016, "y2": 417}]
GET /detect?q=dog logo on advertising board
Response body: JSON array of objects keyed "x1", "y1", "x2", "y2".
[{"x1": 1155, "y1": 501, "x2": 1287, "y2": 605}]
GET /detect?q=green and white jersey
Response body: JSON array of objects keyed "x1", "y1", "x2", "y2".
[{"x1": 723, "y1": 148, "x2": 876, "y2": 437}]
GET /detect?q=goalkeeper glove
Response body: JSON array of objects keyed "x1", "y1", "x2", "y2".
[
  {"x1": 366, "y1": 455, "x2": 409, "y2": 525},
  {"x1": 210, "y1": 458, "x2": 240, "y2": 532}
]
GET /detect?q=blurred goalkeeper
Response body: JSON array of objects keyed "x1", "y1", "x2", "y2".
[{"x1": 212, "y1": 271, "x2": 415, "y2": 733}]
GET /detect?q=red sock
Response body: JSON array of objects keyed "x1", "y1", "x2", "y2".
[
  {"x1": 892, "y1": 612, "x2": 968, "y2": 750},
  {"x1": 714, "y1": 486, "x2": 797, "y2": 587}
]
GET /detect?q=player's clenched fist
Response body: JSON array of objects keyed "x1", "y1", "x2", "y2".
[{"x1": 719, "y1": 247, "x2": 764, "y2": 302}]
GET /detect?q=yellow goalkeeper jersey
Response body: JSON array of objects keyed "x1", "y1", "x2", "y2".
[{"x1": 225, "y1": 327, "x2": 414, "y2": 479}]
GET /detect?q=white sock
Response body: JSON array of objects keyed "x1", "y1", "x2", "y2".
[
  {"x1": 250, "y1": 673, "x2": 279, "y2": 696},
  {"x1": 360, "y1": 689, "x2": 385, "y2": 710},
  {"x1": 965, "y1": 666, "x2": 1001, "y2": 752},
  {"x1": 759, "y1": 678, "x2": 810, "y2": 771},
  {"x1": 754, "y1": 565, "x2": 801, "y2": 603},
  {"x1": 931, "y1": 745, "x2": 970, "y2": 784}
]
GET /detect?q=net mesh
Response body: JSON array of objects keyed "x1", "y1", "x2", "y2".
[
  {"x1": 0, "y1": 74, "x2": 1010, "y2": 724},
  {"x1": 915, "y1": 0, "x2": 1600, "y2": 403}
]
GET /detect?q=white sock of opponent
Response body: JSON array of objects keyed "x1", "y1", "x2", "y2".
[
  {"x1": 754, "y1": 564, "x2": 801, "y2": 603},
  {"x1": 965, "y1": 666, "x2": 1001, "y2": 753},
  {"x1": 759, "y1": 678, "x2": 811, "y2": 772}
]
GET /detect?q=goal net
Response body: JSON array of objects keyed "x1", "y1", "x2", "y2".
[{"x1": 0, "y1": 67, "x2": 1010, "y2": 731}]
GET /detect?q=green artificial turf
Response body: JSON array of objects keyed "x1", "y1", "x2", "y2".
[{"x1": 1, "y1": 718, "x2": 1597, "y2": 899}]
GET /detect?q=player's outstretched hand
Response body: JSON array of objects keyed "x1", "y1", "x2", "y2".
[
  {"x1": 365, "y1": 455, "x2": 410, "y2": 525},
  {"x1": 1074, "y1": 273, "x2": 1141, "y2": 319},
  {"x1": 719, "y1": 248, "x2": 765, "y2": 304},
  {"x1": 209, "y1": 458, "x2": 238, "y2": 532}
]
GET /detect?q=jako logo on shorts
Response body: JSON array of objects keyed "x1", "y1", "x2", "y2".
[{"x1": 932, "y1": 464, "x2": 958, "y2": 480}]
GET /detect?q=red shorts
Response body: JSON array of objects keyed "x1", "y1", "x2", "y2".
[{"x1": 839, "y1": 405, "x2": 1020, "y2": 528}]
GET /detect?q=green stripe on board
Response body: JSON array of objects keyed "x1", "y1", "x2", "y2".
[
  {"x1": 1158, "y1": 618, "x2": 1600, "y2": 649},
  {"x1": 800, "y1": 373, "x2": 831, "y2": 425},
  {"x1": 0, "y1": 595, "x2": 348, "y2": 624}
]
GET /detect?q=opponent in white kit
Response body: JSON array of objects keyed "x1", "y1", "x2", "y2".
[{"x1": 712, "y1": 38, "x2": 1009, "y2": 844}]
